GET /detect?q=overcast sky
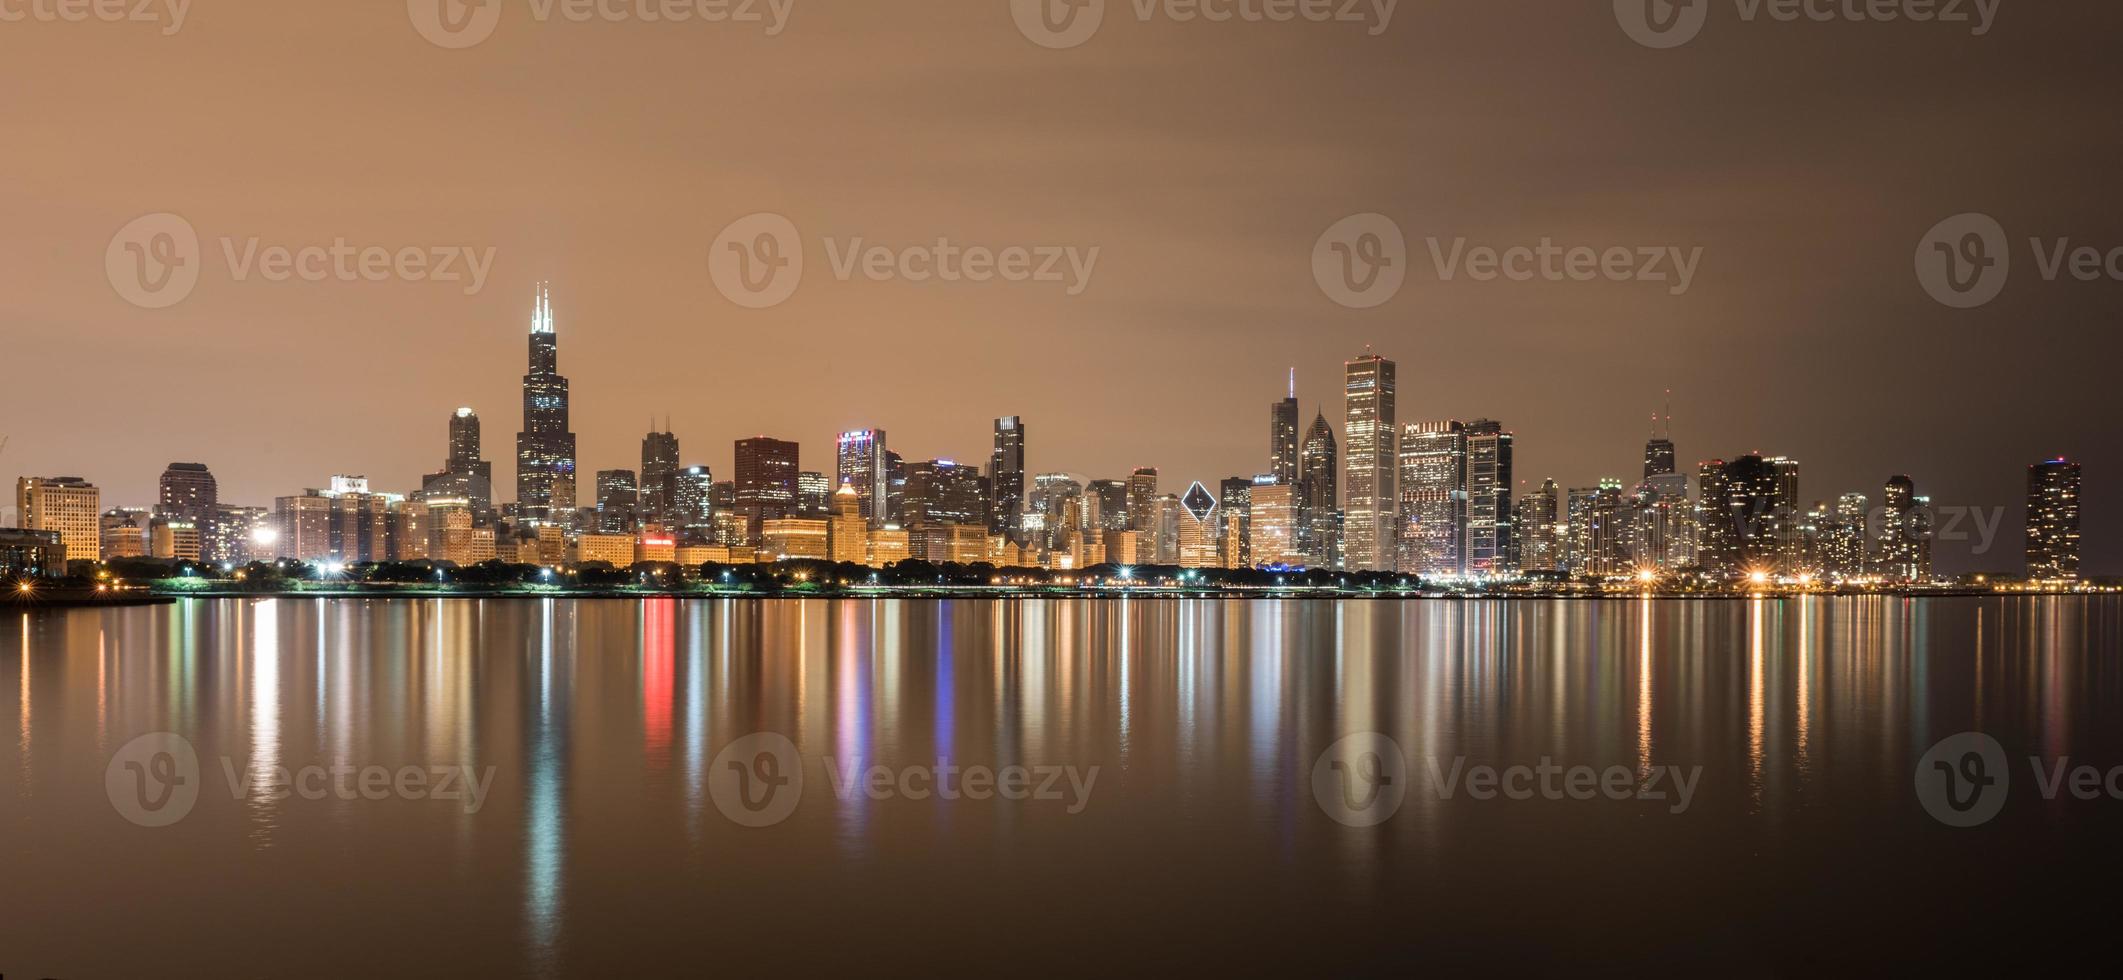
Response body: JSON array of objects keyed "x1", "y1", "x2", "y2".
[{"x1": 3, "y1": 0, "x2": 2118, "y2": 573}]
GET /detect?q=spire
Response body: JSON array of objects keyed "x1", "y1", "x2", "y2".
[
  {"x1": 531, "y1": 281, "x2": 555, "y2": 334},
  {"x1": 1287, "y1": 367, "x2": 1295, "y2": 400}
]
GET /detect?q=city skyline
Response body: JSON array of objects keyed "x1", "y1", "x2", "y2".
[
  {"x1": 4, "y1": 284, "x2": 2098, "y2": 578},
  {"x1": 7, "y1": 4, "x2": 2118, "y2": 576}
]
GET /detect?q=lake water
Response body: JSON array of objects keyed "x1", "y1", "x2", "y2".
[{"x1": 4, "y1": 596, "x2": 2122, "y2": 977}]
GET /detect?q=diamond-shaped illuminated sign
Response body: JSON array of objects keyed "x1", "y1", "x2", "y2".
[{"x1": 1182, "y1": 481, "x2": 1218, "y2": 524}]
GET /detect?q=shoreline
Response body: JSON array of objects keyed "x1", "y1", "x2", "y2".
[{"x1": 116, "y1": 586, "x2": 2107, "y2": 602}]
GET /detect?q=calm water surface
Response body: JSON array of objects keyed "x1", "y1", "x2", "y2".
[{"x1": 4, "y1": 596, "x2": 2122, "y2": 977}]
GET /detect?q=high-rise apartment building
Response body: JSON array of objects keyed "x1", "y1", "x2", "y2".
[
  {"x1": 157, "y1": 463, "x2": 217, "y2": 527},
  {"x1": 1513, "y1": 480, "x2": 1562, "y2": 575},
  {"x1": 2026, "y1": 458, "x2": 2082, "y2": 580},
  {"x1": 16, "y1": 476, "x2": 100, "y2": 563}
]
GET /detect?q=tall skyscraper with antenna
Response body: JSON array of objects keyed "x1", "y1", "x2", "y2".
[
  {"x1": 515, "y1": 283, "x2": 578, "y2": 523},
  {"x1": 1271, "y1": 369, "x2": 1300, "y2": 485}
]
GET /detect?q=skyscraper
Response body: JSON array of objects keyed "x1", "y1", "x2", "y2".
[
  {"x1": 1699, "y1": 455, "x2": 1791, "y2": 576},
  {"x1": 1513, "y1": 480, "x2": 1562, "y2": 575},
  {"x1": 515, "y1": 283, "x2": 577, "y2": 523},
  {"x1": 1299, "y1": 411, "x2": 1339, "y2": 568},
  {"x1": 1126, "y1": 468, "x2": 1159, "y2": 536},
  {"x1": 671, "y1": 465, "x2": 715, "y2": 542},
  {"x1": 595, "y1": 469, "x2": 639, "y2": 534},
  {"x1": 990, "y1": 416, "x2": 1026, "y2": 537},
  {"x1": 2026, "y1": 458, "x2": 2082, "y2": 580},
  {"x1": 157, "y1": 463, "x2": 217, "y2": 524},
  {"x1": 903, "y1": 460, "x2": 988, "y2": 528},
  {"x1": 1876, "y1": 475, "x2": 1924, "y2": 582},
  {"x1": 1463, "y1": 420, "x2": 1514, "y2": 576},
  {"x1": 1088, "y1": 479, "x2": 1130, "y2": 532},
  {"x1": 734, "y1": 436, "x2": 800, "y2": 543},
  {"x1": 1219, "y1": 476, "x2": 1254, "y2": 569},
  {"x1": 421, "y1": 408, "x2": 495, "y2": 521},
  {"x1": 1398, "y1": 420, "x2": 1466, "y2": 576},
  {"x1": 1343, "y1": 352, "x2": 1396, "y2": 571},
  {"x1": 1271, "y1": 369, "x2": 1300, "y2": 485},
  {"x1": 640, "y1": 427, "x2": 680, "y2": 526},
  {"x1": 836, "y1": 429, "x2": 890, "y2": 528}
]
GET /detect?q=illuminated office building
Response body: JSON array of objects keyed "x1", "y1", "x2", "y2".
[
  {"x1": 670, "y1": 466, "x2": 715, "y2": 542},
  {"x1": 420, "y1": 409, "x2": 494, "y2": 520},
  {"x1": 1248, "y1": 481, "x2": 1302, "y2": 568},
  {"x1": 152, "y1": 521, "x2": 199, "y2": 562},
  {"x1": 734, "y1": 436, "x2": 801, "y2": 542},
  {"x1": 903, "y1": 460, "x2": 988, "y2": 528},
  {"x1": 1398, "y1": 420, "x2": 1466, "y2": 576},
  {"x1": 1343, "y1": 352, "x2": 1396, "y2": 571},
  {"x1": 595, "y1": 469, "x2": 639, "y2": 534},
  {"x1": 1463, "y1": 420, "x2": 1514, "y2": 576},
  {"x1": 1219, "y1": 476, "x2": 1254, "y2": 569},
  {"x1": 990, "y1": 416, "x2": 1026, "y2": 537},
  {"x1": 836, "y1": 429, "x2": 890, "y2": 527},
  {"x1": 1271, "y1": 369, "x2": 1300, "y2": 484},
  {"x1": 1299, "y1": 411, "x2": 1339, "y2": 568},
  {"x1": 1513, "y1": 480, "x2": 1561, "y2": 575},
  {"x1": 515, "y1": 283, "x2": 578, "y2": 522},
  {"x1": 1126, "y1": 468, "x2": 1158, "y2": 537},
  {"x1": 830, "y1": 484, "x2": 868, "y2": 564},
  {"x1": 640, "y1": 427, "x2": 680, "y2": 525},
  {"x1": 101, "y1": 510, "x2": 147, "y2": 561},
  {"x1": 16, "y1": 476, "x2": 101, "y2": 563}
]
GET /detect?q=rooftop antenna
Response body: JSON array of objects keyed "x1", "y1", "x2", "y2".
[{"x1": 1288, "y1": 368, "x2": 1295, "y2": 400}]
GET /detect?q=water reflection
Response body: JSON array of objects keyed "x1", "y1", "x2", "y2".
[{"x1": 2, "y1": 596, "x2": 2121, "y2": 977}]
